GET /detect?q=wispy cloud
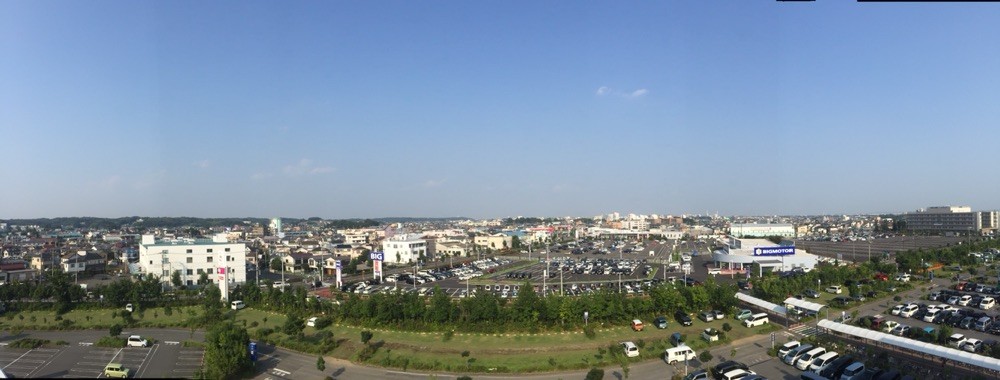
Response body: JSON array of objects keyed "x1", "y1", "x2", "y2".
[
  {"x1": 250, "y1": 172, "x2": 273, "y2": 180},
  {"x1": 595, "y1": 86, "x2": 649, "y2": 98},
  {"x1": 283, "y1": 159, "x2": 335, "y2": 177},
  {"x1": 422, "y1": 179, "x2": 445, "y2": 188},
  {"x1": 194, "y1": 160, "x2": 211, "y2": 169},
  {"x1": 94, "y1": 175, "x2": 121, "y2": 189}
]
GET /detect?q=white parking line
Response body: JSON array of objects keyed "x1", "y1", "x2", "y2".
[
  {"x1": 3, "y1": 350, "x2": 34, "y2": 369},
  {"x1": 135, "y1": 343, "x2": 159, "y2": 378}
]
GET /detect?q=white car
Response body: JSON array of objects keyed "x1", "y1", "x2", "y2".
[
  {"x1": 126, "y1": 335, "x2": 148, "y2": 348},
  {"x1": 981, "y1": 297, "x2": 996, "y2": 310},
  {"x1": 899, "y1": 304, "x2": 919, "y2": 318},
  {"x1": 622, "y1": 341, "x2": 639, "y2": 358},
  {"x1": 890, "y1": 304, "x2": 905, "y2": 316},
  {"x1": 896, "y1": 274, "x2": 911, "y2": 282},
  {"x1": 947, "y1": 295, "x2": 960, "y2": 305},
  {"x1": 881, "y1": 320, "x2": 900, "y2": 333},
  {"x1": 959, "y1": 295, "x2": 973, "y2": 306},
  {"x1": 826, "y1": 286, "x2": 843, "y2": 294}
]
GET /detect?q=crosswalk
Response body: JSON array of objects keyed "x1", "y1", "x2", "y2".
[{"x1": 789, "y1": 324, "x2": 819, "y2": 337}]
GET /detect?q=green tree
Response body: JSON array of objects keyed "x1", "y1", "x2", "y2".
[
  {"x1": 283, "y1": 316, "x2": 305, "y2": 337},
  {"x1": 202, "y1": 284, "x2": 223, "y2": 326},
  {"x1": 109, "y1": 324, "x2": 122, "y2": 336},
  {"x1": 198, "y1": 272, "x2": 210, "y2": 286},
  {"x1": 171, "y1": 270, "x2": 183, "y2": 288},
  {"x1": 270, "y1": 257, "x2": 283, "y2": 272},
  {"x1": 361, "y1": 330, "x2": 373, "y2": 345},
  {"x1": 203, "y1": 322, "x2": 252, "y2": 380},
  {"x1": 316, "y1": 355, "x2": 326, "y2": 371}
]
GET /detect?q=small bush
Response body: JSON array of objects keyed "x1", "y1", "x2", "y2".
[
  {"x1": 583, "y1": 324, "x2": 596, "y2": 339},
  {"x1": 722, "y1": 322, "x2": 732, "y2": 332},
  {"x1": 250, "y1": 321, "x2": 259, "y2": 328},
  {"x1": 8, "y1": 338, "x2": 49, "y2": 349},
  {"x1": 441, "y1": 330, "x2": 453, "y2": 342},
  {"x1": 461, "y1": 350, "x2": 470, "y2": 357},
  {"x1": 699, "y1": 351, "x2": 713, "y2": 362},
  {"x1": 95, "y1": 336, "x2": 127, "y2": 348},
  {"x1": 362, "y1": 330, "x2": 374, "y2": 344},
  {"x1": 585, "y1": 367, "x2": 604, "y2": 380}
]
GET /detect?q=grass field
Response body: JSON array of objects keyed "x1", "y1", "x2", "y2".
[{"x1": 0, "y1": 306, "x2": 202, "y2": 331}]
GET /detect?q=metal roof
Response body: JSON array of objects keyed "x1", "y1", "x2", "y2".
[
  {"x1": 818, "y1": 319, "x2": 1000, "y2": 372},
  {"x1": 784, "y1": 297, "x2": 826, "y2": 313},
  {"x1": 735, "y1": 292, "x2": 787, "y2": 314}
]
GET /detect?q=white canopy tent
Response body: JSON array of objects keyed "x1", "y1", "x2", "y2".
[{"x1": 818, "y1": 319, "x2": 1000, "y2": 372}]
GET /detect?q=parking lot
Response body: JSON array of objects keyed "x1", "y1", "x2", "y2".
[{"x1": 0, "y1": 330, "x2": 204, "y2": 378}]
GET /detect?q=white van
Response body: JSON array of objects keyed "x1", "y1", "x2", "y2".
[
  {"x1": 664, "y1": 345, "x2": 696, "y2": 364},
  {"x1": 744, "y1": 313, "x2": 769, "y2": 327},
  {"x1": 795, "y1": 347, "x2": 827, "y2": 370},
  {"x1": 808, "y1": 351, "x2": 840, "y2": 373},
  {"x1": 948, "y1": 333, "x2": 967, "y2": 348},
  {"x1": 778, "y1": 341, "x2": 801, "y2": 358},
  {"x1": 783, "y1": 344, "x2": 814, "y2": 365},
  {"x1": 981, "y1": 297, "x2": 996, "y2": 310},
  {"x1": 230, "y1": 300, "x2": 245, "y2": 310}
]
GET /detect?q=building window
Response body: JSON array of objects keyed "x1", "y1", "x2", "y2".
[
  {"x1": 225, "y1": 248, "x2": 230, "y2": 252},
  {"x1": 186, "y1": 280, "x2": 193, "y2": 286},
  {"x1": 186, "y1": 249, "x2": 193, "y2": 253},
  {"x1": 186, "y1": 269, "x2": 193, "y2": 275},
  {"x1": 227, "y1": 256, "x2": 231, "y2": 262},
  {"x1": 207, "y1": 249, "x2": 213, "y2": 253},
  {"x1": 207, "y1": 257, "x2": 213, "y2": 262},
  {"x1": 187, "y1": 257, "x2": 193, "y2": 264},
  {"x1": 149, "y1": 260, "x2": 153, "y2": 265},
  {"x1": 197, "y1": 269, "x2": 204, "y2": 274}
]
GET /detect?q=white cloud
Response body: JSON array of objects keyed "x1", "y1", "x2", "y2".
[
  {"x1": 195, "y1": 160, "x2": 211, "y2": 169},
  {"x1": 595, "y1": 86, "x2": 649, "y2": 99},
  {"x1": 283, "y1": 159, "x2": 335, "y2": 177}
]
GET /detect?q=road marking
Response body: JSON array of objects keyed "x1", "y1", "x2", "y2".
[
  {"x1": 164, "y1": 341, "x2": 180, "y2": 345},
  {"x1": 135, "y1": 343, "x2": 159, "y2": 378},
  {"x1": 79, "y1": 342, "x2": 94, "y2": 346},
  {"x1": 4, "y1": 350, "x2": 33, "y2": 369},
  {"x1": 273, "y1": 368, "x2": 291, "y2": 376}
]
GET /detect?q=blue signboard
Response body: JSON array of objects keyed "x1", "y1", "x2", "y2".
[
  {"x1": 752, "y1": 246, "x2": 795, "y2": 256},
  {"x1": 249, "y1": 342, "x2": 258, "y2": 362},
  {"x1": 370, "y1": 251, "x2": 384, "y2": 261}
]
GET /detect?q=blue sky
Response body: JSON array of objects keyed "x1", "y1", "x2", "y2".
[{"x1": 3, "y1": 1, "x2": 1000, "y2": 219}]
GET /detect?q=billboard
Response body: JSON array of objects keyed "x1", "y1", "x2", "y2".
[
  {"x1": 752, "y1": 246, "x2": 795, "y2": 256},
  {"x1": 370, "y1": 251, "x2": 385, "y2": 261}
]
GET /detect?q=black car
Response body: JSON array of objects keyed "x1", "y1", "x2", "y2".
[
  {"x1": 804, "y1": 289, "x2": 821, "y2": 298},
  {"x1": 711, "y1": 360, "x2": 749, "y2": 379},
  {"x1": 933, "y1": 312, "x2": 950, "y2": 324},
  {"x1": 947, "y1": 313, "x2": 965, "y2": 327},
  {"x1": 737, "y1": 280, "x2": 752, "y2": 290},
  {"x1": 820, "y1": 355, "x2": 855, "y2": 380},
  {"x1": 675, "y1": 310, "x2": 693, "y2": 326}
]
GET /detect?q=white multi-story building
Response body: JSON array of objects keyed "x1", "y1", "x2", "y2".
[
  {"x1": 139, "y1": 234, "x2": 247, "y2": 299},
  {"x1": 381, "y1": 234, "x2": 427, "y2": 265}
]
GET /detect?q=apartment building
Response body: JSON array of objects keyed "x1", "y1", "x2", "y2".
[
  {"x1": 138, "y1": 234, "x2": 247, "y2": 290},
  {"x1": 381, "y1": 233, "x2": 427, "y2": 265}
]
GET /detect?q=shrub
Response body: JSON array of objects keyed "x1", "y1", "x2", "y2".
[
  {"x1": 362, "y1": 330, "x2": 374, "y2": 344},
  {"x1": 699, "y1": 351, "x2": 713, "y2": 362},
  {"x1": 8, "y1": 339, "x2": 49, "y2": 349},
  {"x1": 95, "y1": 336, "x2": 127, "y2": 348},
  {"x1": 585, "y1": 367, "x2": 604, "y2": 380},
  {"x1": 250, "y1": 321, "x2": 259, "y2": 328},
  {"x1": 457, "y1": 376, "x2": 473, "y2": 380},
  {"x1": 461, "y1": 350, "x2": 470, "y2": 357},
  {"x1": 722, "y1": 322, "x2": 732, "y2": 332},
  {"x1": 442, "y1": 330, "x2": 453, "y2": 342},
  {"x1": 110, "y1": 324, "x2": 123, "y2": 336},
  {"x1": 584, "y1": 324, "x2": 596, "y2": 339}
]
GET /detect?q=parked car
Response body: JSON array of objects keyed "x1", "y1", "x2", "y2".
[
  {"x1": 713, "y1": 310, "x2": 725, "y2": 319},
  {"x1": 735, "y1": 309, "x2": 753, "y2": 321},
  {"x1": 631, "y1": 319, "x2": 644, "y2": 331},
  {"x1": 683, "y1": 369, "x2": 709, "y2": 380},
  {"x1": 698, "y1": 311, "x2": 715, "y2": 322},
  {"x1": 712, "y1": 361, "x2": 750, "y2": 379},
  {"x1": 126, "y1": 335, "x2": 148, "y2": 348},
  {"x1": 777, "y1": 341, "x2": 801, "y2": 358},
  {"x1": 804, "y1": 289, "x2": 821, "y2": 298},
  {"x1": 890, "y1": 304, "x2": 905, "y2": 316},
  {"x1": 104, "y1": 363, "x2": 130, "y2": 378},
  {"x1": 307, "y1": 317, "x2": 319, "y2": 327},
  {"x1": 654, "y1": 316, "x2": 668, "y2": 329},
  {"x1": 621, "y1": 341, "x2": 640, "y2": 357},
  {"x1": 826, "y1": 285, "x2": 843, "y2": 294},
  {"x1": 675, "y1": 310, "x2": 693, "y2": 326},
  {"x1": 670, "y1": 332, "x2": 685, "y2": 347}
]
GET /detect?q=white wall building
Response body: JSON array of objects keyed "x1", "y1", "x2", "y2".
[
  {"x1": 711, "y1": 237, "x2": 818, "y2": 273},
  {"x1": 381, "y1": 234, "x2": 427, "y2": 265},
  {"x1": 139, "y1": 233, "x2": 248, "y2": 299},
  {"x1": 729, "y1": 223, "x2": 796, "y2": 238}
]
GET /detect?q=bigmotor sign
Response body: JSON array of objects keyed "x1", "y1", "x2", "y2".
[{"x1": 752, "y1": 246, "x2": 795, "y2": 256}]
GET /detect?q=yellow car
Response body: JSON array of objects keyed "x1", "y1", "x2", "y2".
[{"x1": 104, "y1": 363, "x2": 129, "y2": 378}]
